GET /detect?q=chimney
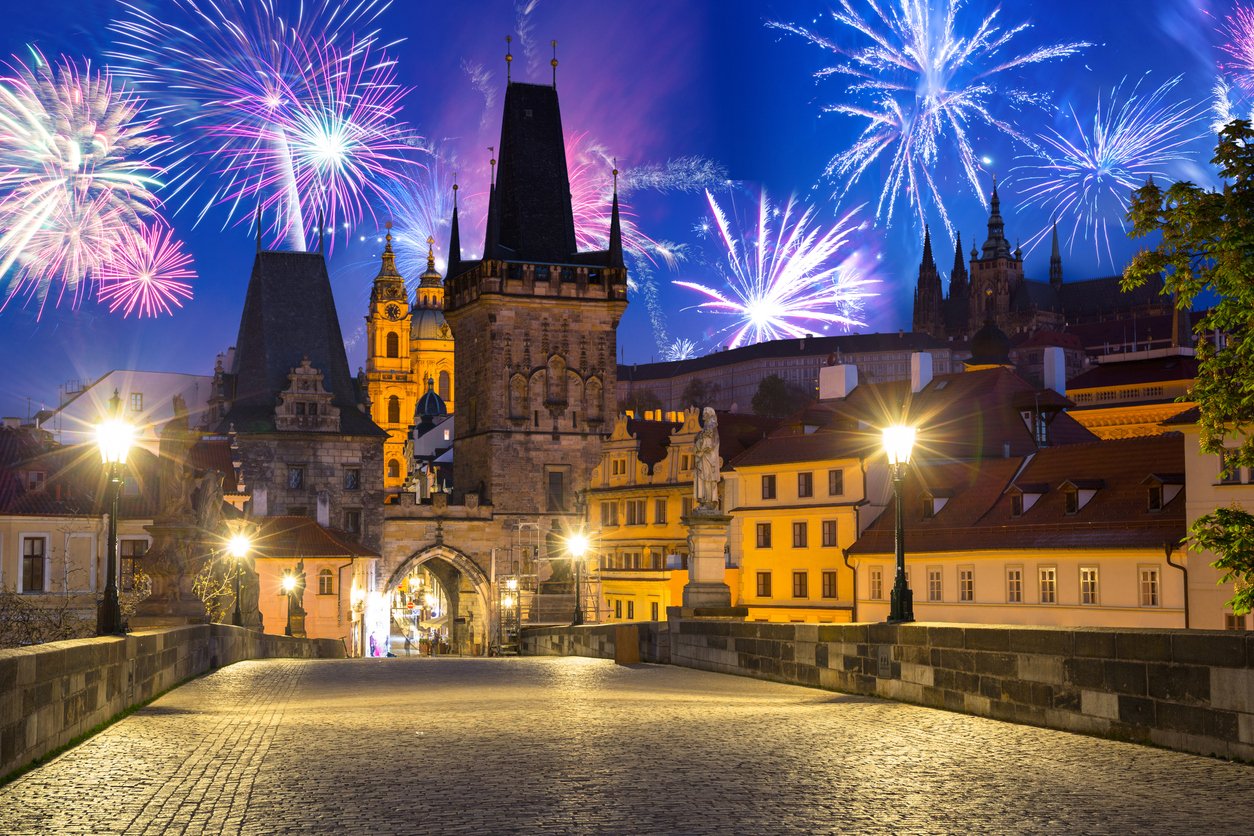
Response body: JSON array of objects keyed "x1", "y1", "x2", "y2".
[
  {"x1": 1043, "y1": 346, "x2": 1066, "y2": 396},
  {"x1": 819, "y1": 364, "x2": 858, "y2": 400},
  {"x1": 317, "y1": 490, "x2": 330, "y2": 527},
  {"x1": 910, "y1": 352, "x2": 933, "y2": 393},
  {"x1": 252, "y1": 485, "x2": 267, "y2": 516},
  {"x1": 2, "y1": 416, "x2": 19, "y2": 428}
]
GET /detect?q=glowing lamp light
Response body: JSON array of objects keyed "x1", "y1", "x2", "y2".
[
  {"x1": 95, "y1": 418, "x2": 134, "y2": 465},
  {"x1": 281, "y1": 574, "x2": 297, "y2": 594},
  {"x1": 506, "y1": 578, "x2": 518, "y2": 591},
  {"x1": 501, "y1": 595, "x2": 515, "y2": 609},
  {"x1": 227, "y1": 533, "x2": 251, "y2": 559},
  {"x1": 566, "y1": 531, "x2": 589, "y2": 560},
  {"x1": 882, "y1": 425, "x2": 916, "y2": 467}
]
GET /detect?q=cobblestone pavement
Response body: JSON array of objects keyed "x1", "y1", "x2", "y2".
[{"x1": 2, "y1": 657, "x2": 1253, "y2": 835}]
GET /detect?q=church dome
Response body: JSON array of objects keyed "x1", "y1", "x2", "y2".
[
  {"x1": 966, "y1": 319, "x2": 1012, "y2": 367},
  {"x1": 414, "y1": 377, "x2": 448, "y2": 419},
  {"x1": 411, "y1": 306, "x2": 451, "y2": 341}
]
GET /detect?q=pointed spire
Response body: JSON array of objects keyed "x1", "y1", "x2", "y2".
[
  {"x1": 981, "y1": 173, "x2": 1011, "y2": 260},
  {"x1": 254, "y1": 204, "x2": 262, "y2": 253},
  {"x1": 608, "y1": 160, "x2": 623, "y2": 269},
  {"x1": 551, "y1": 40, "x2": 558, "y2": 88},
  {"x1": 317, "y1": 208, "x2": 325, "y2": 254},
  {"x1": 505, "y1": 35, "x2": 512, "y2": 84},
  {"x1": 952, "y1": 232, "x2": 965, "y2": 275},
  {"x1": 447, "y1": 180, "x2": 461, "y2": 279},
  {"x1": 426, "y1": 235, "x2": 435, "y2": 271},
  {"x1": 484, "y1": 149, "x2": 500, "y2": 260},
  {"x1": 1049, "y1": 221, "x2": 1063, "y2": 288},
  {"x1": 372, "y1": 220, "x2": 401, "y2": 287},
  {"x1": 921, "y1": 224, "x2": 935, "y2": 270}
]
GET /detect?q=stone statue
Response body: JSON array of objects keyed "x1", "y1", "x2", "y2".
[
  {"x1": 291, "y1": 559, "x2": 307, "y2": 617},
  {"x1": 693, "y1": 407, "x2": 721, "y2": 511}
]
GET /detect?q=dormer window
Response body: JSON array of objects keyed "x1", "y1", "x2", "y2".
[
  {"x1": 920, "y1": 489, "x2": 953, "y2": 519},
  {"x1": 1064, "y1": 489, "x2": 1079, "y2": 515},
  {"x1": 1142, "y1": 474, "x2": 1183, "y2": 512},
  {"x1": 1147, "y1": 485, "x2": 1163, "y2": 512},
  {"x1": 1059, "y1": 479, "x2": 1104, "y2": 515},
  {"x1": 922, "y1": 495, "x2": 935, "y2": 519},
  {"x1": 1005, "y1": 483, "x2": 1047, "y2": 517},
  {"x1": 1011, "y1": 494, "x2": 1023, "y2": 517}
]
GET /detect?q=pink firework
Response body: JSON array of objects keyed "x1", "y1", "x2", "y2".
[
  {"x1": 1220, "y1": 5, "x2": 1254, "y2": 93},
  {"x1": 97, "y1": 221, "x2": 195, "y2": 317},
  {"x1": 566, "y1": 133, "x2": 669, "y2": 266}
]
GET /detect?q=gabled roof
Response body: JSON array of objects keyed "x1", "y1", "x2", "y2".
[
  {"x1": 1067, "y1": 354, "x2": 1198, "y2": 390},
  {"x1": 220, "y1": 250, "x2": 384, "y2": 437},
  {"x1": 0, "y1": 444, "x2": 163, "y2": 518},
  {"x1": 251, "y1": 516, "x2": 379, "y2": 560}
]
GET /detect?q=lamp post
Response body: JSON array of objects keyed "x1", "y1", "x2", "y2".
[
  {"x1": 95, "y1": 389, "x2": 134, "y2": 636},
  {"x1": 882, "y1": 424, "x2": 916, "y2": 624},
  {"x1": 281, "y1": 572, "x2": 297, "y2": 636},
  {"x1": 567, "y1": 531, "x2": 589, "y2": 626},
  {"x1": 228, "y1": 532, "x2": 251, "y2": 627}
]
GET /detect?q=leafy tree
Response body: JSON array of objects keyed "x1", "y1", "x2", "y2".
[
  {"x1": 751, "y1": 374, "x2": 810, "y2": 418},
  {"x1": 1123, "y1": 120, "x2": 1254, "y2": 613},
  {"x1": 618, "y1": 388, "x2": 663, "y2": 417},
  {"x1": 681, "y1": 377, "x2": 720, "y2": 410}
]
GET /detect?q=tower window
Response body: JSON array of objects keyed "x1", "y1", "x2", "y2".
[
  {"x1": 438, "y1": 370, "x2": 451, "y2": 400},
  {"x1": 385, "y1": 331, "x2": 399, "y2": 358},
  {"x1": 387, "y1": 395, "x2": 400, "y2": 424},
  {"x1": 387, "y1": 459, "x2": 400, "y2": 479}
]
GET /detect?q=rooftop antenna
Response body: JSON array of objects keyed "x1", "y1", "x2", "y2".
[
  {"x1": 505, "y1": 35, "x2": 512, "y2": 83},
  {"x1": 254, "y1": 204, "x2": 261, "y2": 253},
  {"x1": 318, "y1": 208, "x2": 325, "y2": 254},
  {"x1": 452, "y1": 172, "x2": 459, "y2": 209},
  {"x1": 551, "y1": 40, "x2": 558, "y2": 88},
  {"x1": 489, "y1": 146, "x2": 496, "y2": 187}
]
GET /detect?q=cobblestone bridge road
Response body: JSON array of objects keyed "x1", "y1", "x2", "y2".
[{"x1": 2, "y1": 657, "x2": 1253, "y2": 835}]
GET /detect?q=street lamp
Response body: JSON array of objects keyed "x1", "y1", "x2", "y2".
[
  {"x1": 95, "y1": 389, "x2": 134, "y2": 636},
  {"x1": 567, "y1": 531, "x2": 589, "y2": 626},
  {"x1": 882, "y1": 424, "x2": 916, "y2": 623},
  {"x1": 281, "y1": 572, "x2": 297, "y2": 636},
  {"x1": 227, "y1": 532, "x2": 251, "y2": 627}
]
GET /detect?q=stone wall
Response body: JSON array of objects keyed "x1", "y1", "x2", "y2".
[
  {"x1": 0, "y1": 625, "x2": 343, "y2": 781},
  {"x1": 521, "y1": 621, "x2": 669, "y2": 664},
  {"x1": 524, "y1": 620, "x2": 1254, "y2": 761}
]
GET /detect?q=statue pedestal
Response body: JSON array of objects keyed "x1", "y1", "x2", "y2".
[{"x1": 679, "y1": 511, "x2": 743, "y2": 615}]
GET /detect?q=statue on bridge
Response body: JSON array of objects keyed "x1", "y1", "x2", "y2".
[{"x1": 693, "y1": 407, "x2": 721, "y2": 512}]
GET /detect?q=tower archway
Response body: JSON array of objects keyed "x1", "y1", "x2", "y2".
[{"x1": 383, "y1": 545, "x2": 491, "y2": 656}]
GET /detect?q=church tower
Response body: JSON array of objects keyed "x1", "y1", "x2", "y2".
[
  {"x1": 944, "y1": 231, "x2": 970, "y2": 337},
  {"x1": 364, "y1": 225, "x2": 419, "y2": 490},
  {"x1": 968, "y1": 178, "x2": 1024, "y2": 332},
  {"x1": 912, "y1": 225, "x2": 943, "y2": 338},
  {"x1": 442, "y1": 79, "x2": 629, "y2": 515},
  {"x1": 409, "y1": 236, "x2": 455, "y2": 416}
]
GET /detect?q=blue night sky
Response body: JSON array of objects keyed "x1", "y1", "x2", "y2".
[{"x1": 0, "y1": 0, "x2": 1242, "y2": 418}]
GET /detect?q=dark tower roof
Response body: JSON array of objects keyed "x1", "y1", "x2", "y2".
[
  {"x1": 921, "y1": 224, "x2": 936, "y2": 272},
  {"x1": 490, "y1": 82, "x2": 577, "y2": 263},
  {"x1": 219, "y1": 250, "x2": 384, "y2": 436},
  {"x1": 981, "y1": 177, "x2": 1013, "y2": 261},
  {"x1": 1049, "y1": 222, "x2": 1063, "y2": 288},
  {"x1": 447, "y1": 184, "x2": 461, "y2": 279},
  {"x1": 608, "y1": 167, "x2": 624, "y2": 269},
  {"x1": 950, "y1": 232, "x2": 968, "y2": 291}
]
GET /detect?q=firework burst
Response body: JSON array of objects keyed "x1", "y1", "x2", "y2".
[
  {"x1": 664, "y1": 338, "x2": 698, "y2": 362},
  {"x1": 0, "y1": 50, "x2": 166, "y2": 316},
  {"x1": 674, "y1": 190, "x2": 878, "y2": 350},
  {"x1": 769, "y1": 1, "x2": 1087, "y2": 235},
  {"x1": 107, "y1": 0, "x2": 413, "y2": 249},
  {"x1": 1212, "y1": 7, "x2": 1254, "y2": 132},
  {"x1": 1012, "y1": 75, "x2": 1205, "y2": 266},
  {"x1": 97, "y1": 220, "x2": 195, "y2": 317}
]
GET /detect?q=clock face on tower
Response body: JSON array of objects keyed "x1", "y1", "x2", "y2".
[{"x1": 385, "y1": 303, "x2": 401, "y2": 321}]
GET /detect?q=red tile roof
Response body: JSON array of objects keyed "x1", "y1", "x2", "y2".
[
  {"x1": 1067, "y1": 354, "x2": 1197, "y2": 390},
  {"x1": 251, "y1": 516, "x2": 379, "y2": 559}
]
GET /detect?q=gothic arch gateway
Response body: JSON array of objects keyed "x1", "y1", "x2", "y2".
[{"x1": 383, "y1": 544, "x2": 492, "y2": 655}]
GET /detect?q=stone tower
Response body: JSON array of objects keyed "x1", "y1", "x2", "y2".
[
  {"x1": 911, "y1": 225, "x2": 943, "y2": 337},
  {"x1": 409, "y1": 236, "x2": 455, "y2": 415},
  {"x1": 364, "y1": 226, "x2": 419, "y2": 490},
  {"x1": 968, "y1": 178, "x2": 1024, "y2": 329},
  {"x1": 944, "y1": 231, "x2": 970, "y2": 338},
  {"x1": 442, "y1": 81, "x2": 629, "y2": 514}
]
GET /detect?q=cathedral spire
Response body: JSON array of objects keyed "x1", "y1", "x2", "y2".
[
  {"x1": 981, "y1": 174, "x2": 1011, "y2": 260},
  {"x1": 921, "y1": 224, "x2": 935, "y2": 271},
  {"x1": 551, "y1": 40, "x2": 558, "y2": 88},
  {"x1": 255, "y1": 204, "x2": 262, "y2": 253},
  {"x1": 505, "y1": 35, "x2": 513, "y2": 84},
  {"x1": 608, "y1": 161, "x2": 623, "y2": 269},
  {"x1": 447, "y1": 180, "x2": 461, "y2": 279},
  {"x1": 1049, "y1": 222, "x2": 1063, "y2": 288},
  {"x1": 317, "y1": 208, "x2": 324, "y2": 254},
  {"x1": 484, "y1": 149, "x2": 500, "y2": 260}
]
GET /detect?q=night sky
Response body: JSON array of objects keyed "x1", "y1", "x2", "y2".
[{"x1": 0, "y1": 0, "x2": 1240, "y2": 419}]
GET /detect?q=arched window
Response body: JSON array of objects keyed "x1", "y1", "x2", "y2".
[
  {"x1": 385, "y1": 332, "x2": 399, "y2": 358},
  {"x1": 387, "y1": 395, "x2": 400, "y2": 424},
  {"x1": 387, "y1": 459, "x2": 400, "y2": 479},
  {"x1": 318, "y1": 569, "x2": 333, "y2": 595},
  {"x1": 438, "y1": 370, "x2": 451, "y2": 401}
]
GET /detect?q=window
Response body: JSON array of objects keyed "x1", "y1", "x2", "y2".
[
  {"x1": 1146, "y1": 484, "x2": 1164, "y2": 512},
  {"x1": 761, "y1": 474, "x2": 776, "y2": 500},
  {"x1": 821, "y1": 520, "x2": 838, "y2": 548},
  {"x1": 755, "y1": 522, "x2": 772, "y2": 549},
  {"x1": 344, "y1": 468, "x2": 361, "y2": 491},
  {"x1": 959, "y1": 567, "x2": 974, "y2": 602},
  {"x1": 828, "y1": 469, "x2": 844, "y2": 496},
  {"x1": 614, "y1": 599, "x2": 623, "y2": 618},
  {"x1": 318, "y1": 569, "x2": 334, "y2": 595},
  {"x1": 921, "y1": 496, "x2": 935, "y2": 519},
  {"x1": 600, "y1": 501, "x2": 619, "y2": 527},
  {"x1": 546, "y1": 470, "x2": 567, "y2": 512},
  {"x1": 1011, "y1": 494, "x2": 1024, "y2": 517},
  {"x1": 756, "y1": 571, "x2": 772, "y2": 598},
  {"x1": 288, "y1": 466, "x2": 304, "y2": 490},
  {"x1": 792, "y1": 521, "x2": 808, "y2": 548},
  {"x1": 927, "y1": 568, "x2": 942, "y2": 602},
  {"x1": 798, "y1": 472, "x2": 813, "y2": 498},
  {"x1": 821, "y1": 570, "x2": 838, "y2": 599},
  {"x1": 682, "y1": 496, "x2": 695, "y2": 518},
  {"x1": 22, "y1": 537, "x2": 46, "y2": 593},
  {"x1": 627, "y1": 601, "x2": 635, "y2": 619},
  {"x1": 1080, "y1": 567, "x2": 1099, "y2": 605},
  {"x1": 120, "y1": 539, "x2": 147, "y2": 592},
  {"x1": 385, "y1": 331, "x2": 399, "y2": 358},
  {"x1": 792, "y1": 571, "x2": 808, "y2": 598},
  {"x1": 438, "y1": 371, "x2": 451, "y2": 401},
  {"x1": 387, "y1": 395, "x2": 401, "y2": 424},
  {"x1": 1220, "y1": 449, "x2": 1242, "y2": 484},
  {"x1": 1226, "y1": 613, "x2": 1248, "y2": 631},
  {"x1": 129, "y1": 392, "x2": 143, "y2": 412},
  {"x1": 387, "y1": 459, "x2": 400, "y2": 479},
  {"x1": 1063, "y1": 489, "x2": 1079, "y2": 515},
  {"x1": 288, "y1": 506, "x2": 308, "y2": 517},
  {"x1": 1038, "y1": 567, "x2": 1057, "y2": 604},
  {"x1": 1006, "y1": 567, "x2": 1023, "y2": 603},
  {"x1": 651, "y1": 602, "x2": 659, "y2": 621},
  {"x1": 654, "y1": 498, "x2": 667, "y2": 525},
  {"x1": 869, "y1": 566, "x2": 884, "y2": 600},
  {"x1": 1139, "y1": 567, "x2": 1160, "y2": 607},
  {"x1": 611, "y1": 458, "x2": 626, "y2": 476},
  {"x1": 295, "y1": 402, "x2": 306, "y2": 416},
  {"x1": 626, "y1": 499, "x2": 647, "y2": 526},
  {"x1": 344, "y1": 509, "x2": 362, "y2": 535}
]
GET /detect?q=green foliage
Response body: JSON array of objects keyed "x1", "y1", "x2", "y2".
[
  {"x1": 1188, "y1": 507, "x2": 1254, "y2": 615},
  {"x1": 751, "y1": 374, "x2": 810, "y2": 418},
  {"x1": 618, "y1": 388, "x2": 663, "y2": 417},
  {"x1": 1124, "y1": 121, "x2": 1254, "y2": 614},
  {"x1": 681, "y1": 377, "x2": 720, "y2": 410}
]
